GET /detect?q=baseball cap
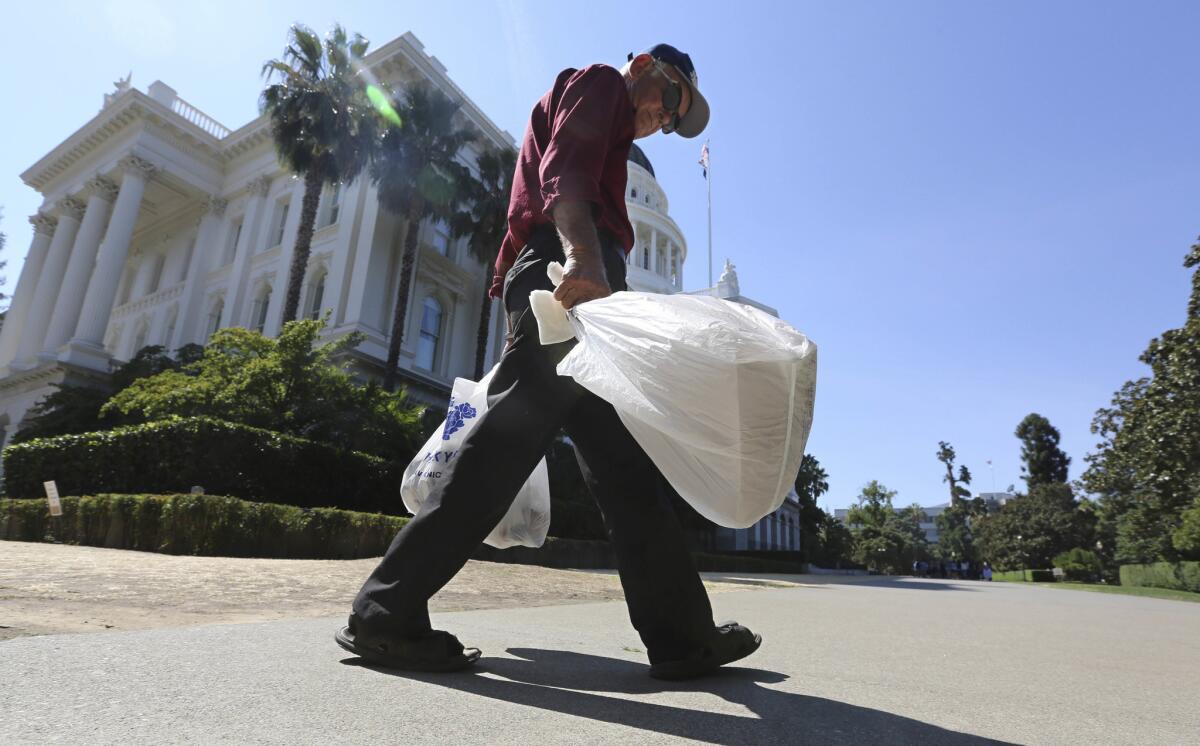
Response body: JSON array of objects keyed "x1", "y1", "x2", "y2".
[{"x1": 630, "y1": 43, "x2": 710, "y2": 139}]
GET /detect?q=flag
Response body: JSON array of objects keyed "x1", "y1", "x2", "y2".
[{"x1": 699, "y1": 141, "x2": 710, "y2": 179}]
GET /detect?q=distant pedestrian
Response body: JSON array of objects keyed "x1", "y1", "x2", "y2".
[{"x1": 982, "y1": 563, "x2": 993, "y2": 582}]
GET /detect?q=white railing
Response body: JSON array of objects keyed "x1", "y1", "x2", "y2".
[{"x1": 172, "y1": 96, "x2": 231, "y2": 139}]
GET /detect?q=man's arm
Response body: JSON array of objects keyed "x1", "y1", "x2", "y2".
[{"x1": 551, "y1": 200, "x2": 611, "y2": 309}]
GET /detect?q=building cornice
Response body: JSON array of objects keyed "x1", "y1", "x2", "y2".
[
  {"x1": 20, "y1": 90, "x2": 224, "y2": 193},
  {"x1": 364, "y1": 32, "x2": 517, "y2": 150}
]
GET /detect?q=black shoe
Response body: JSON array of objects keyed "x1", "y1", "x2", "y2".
[
  {"x1": 335, "y1": 614, "x2": 481, "y2": 672},
  {"x1": 648, "y1": 622, "x2": 762, "y2": 680}
]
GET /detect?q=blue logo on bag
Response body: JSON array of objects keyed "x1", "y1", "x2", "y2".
[{"x1": 442, "y1": 401, "x2": 479, "y2": 440}]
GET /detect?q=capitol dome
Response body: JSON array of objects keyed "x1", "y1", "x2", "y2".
[{"x1": 625, "y1": 143, "x2": 686, "y2": 294}]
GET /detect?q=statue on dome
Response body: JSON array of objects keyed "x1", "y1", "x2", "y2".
[
  {"x1": 102, "y1": 72, "x2": 133, "y2": 109},
  {"x1": 719, "y1": 258, "x2": 740, "y2": 296}
]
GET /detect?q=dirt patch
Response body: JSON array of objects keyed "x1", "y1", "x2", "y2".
[{"x1": 0, "y1": 540, "x2": 806, "y2": 641}]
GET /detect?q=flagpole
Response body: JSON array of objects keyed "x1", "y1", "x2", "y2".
[{"x1": 706, "y1": 140, "x2": 713, "y2": 289}]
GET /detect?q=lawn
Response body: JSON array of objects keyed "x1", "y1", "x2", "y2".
[{"x1": 997, "y1": 579, "x2": 1200, "y2": 603}]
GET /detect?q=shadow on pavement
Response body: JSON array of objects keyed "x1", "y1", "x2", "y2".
[
  {"x1": 344, "y1": 648, "x2": 1011, "y2": 745},
  {"x1": 841, "y1": 578, "x2": 982, "y2": 592}
]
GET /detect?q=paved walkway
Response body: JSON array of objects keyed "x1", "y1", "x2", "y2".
[{"x1": 3, "y1": 575, "x2": 1197, "y2": 744}]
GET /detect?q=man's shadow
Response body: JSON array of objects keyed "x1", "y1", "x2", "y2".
[{"x1": 344, "y1": 648, "x2": 1011, "y2": 745}]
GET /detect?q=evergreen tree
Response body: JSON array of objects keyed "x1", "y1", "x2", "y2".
[{"x1": 1015, "y1": 413, "x2": 1071, "y2": 490}]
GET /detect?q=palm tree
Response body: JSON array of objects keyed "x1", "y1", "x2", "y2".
[
  {"x1": 370, "y1": 83, "x2": 475, "y2": 391},
  {"x1": 451, "y1": 147, "x2": 517, "y2": 379},
  {"x1": 261, "y1": 24, "x2": 378, "y2": 325}
]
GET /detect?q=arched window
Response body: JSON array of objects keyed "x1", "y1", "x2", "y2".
[
  {"x1": 206, "y1": 298, "x2": 224, "y2": 340},
  {"x1": 415, "y1": 296, "x2": 442, "y2": 371},
  {"x1": 163, "y1": 307, "x2": 178, "y2": 348},
  {"x1": 306, "y1": 271, "x2": 327, "y2": 320},
  {"x1": 250, "y1": 285, "x2": 272, "y2": 334},
  {"x1": 131, "y1": 320, "x2": 149, "y2": 356},
  {"x1": 630, "y1": 188, "x2": 638, "y2": 199}
]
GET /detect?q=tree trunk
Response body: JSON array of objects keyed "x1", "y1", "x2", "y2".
[
  {"x1": 281, "y1": 170, "x2": 323, "y2": 325},
  {"x1": 473, "y1": 271, "x2": 493, "y2": 380},
  {"x1": 382, "y1": 207, "x2": 422, "y2": 392}
]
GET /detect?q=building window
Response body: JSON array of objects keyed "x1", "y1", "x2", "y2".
[
  {"x1": 642, "y1": 246, "x2": 650, "y2": 270},
  {"x1": 131, "y1": 322, "x2": 149, "y2": 356},
  {"x1": 223, "y1": 219, "x2": 243, "y2": 266},
  {"x1": 163, "y1": 309, "x2": 178, "y2": 347},
  {"x1": 415, "y1": 296, "x2": 442, "y2": 371},
  {"x1": 427, "y1": 219, "x2": 451, "y2": 257},
  {"x1": 250, "y1": 286, "x2": 272, "y2": 334},
  {"x1": 630, "y1": 188, "x2": 637, "y2": 199},
  {"x1": 207, "y1": 298, "x2": 224, "y2": 340},
  {"x1": 321, "y1": 184, "x2": 342, "y2": 227},
  {"x1": 306, "y1": 272, "x2": 326, "y2": 320},
  {"x1": 271, "y1": 200, "x2": 290, "y2": 247}
]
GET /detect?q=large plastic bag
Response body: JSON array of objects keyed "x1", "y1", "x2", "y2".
[
  {"x1": 530, "y1": 263, "x2": 816, "y2": 528},
  {"x1": 401, "y1": 367, "x2": 551, "y2": 549}
]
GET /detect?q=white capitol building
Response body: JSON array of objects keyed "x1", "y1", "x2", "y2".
[{"x1": 0, "y1": 31, "x2": 799, "y2": 553}]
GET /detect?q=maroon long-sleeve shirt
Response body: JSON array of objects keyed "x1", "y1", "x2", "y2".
[{"x1": 490, "y1": 64, "x2": 637, "y2": 299}]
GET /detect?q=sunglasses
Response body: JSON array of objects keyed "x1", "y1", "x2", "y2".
[{"x1": 650, "y1": 58, "x2": 684, "y2": 134}]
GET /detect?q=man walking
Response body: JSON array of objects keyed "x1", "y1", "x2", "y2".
[{"x1": 337, "y1": 44, "x2": 760, "y2": 679}]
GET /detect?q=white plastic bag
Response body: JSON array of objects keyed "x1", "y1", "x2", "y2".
[
  {"x1": 400, "y1": 367, "x2": 551, "y2": 549},
  {"x1": 530, "y1": 263, "x2": 817, "y2": 528}
]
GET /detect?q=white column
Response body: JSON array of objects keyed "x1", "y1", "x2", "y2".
[
  {"x1": 323, "y1": 178, "x2": 365, "y2": 327},
  {"x1": 173, "y1": 196, "x2": 227, "y2": 349},
  {"x1": 63, "y1": 155, "x2": 156, "y2": 364},
  {"x1": 652, "y1": 229, "x2": 662, "y2": 275},
  {"x1": 221, "y1": 175, "x2": 272, "y2": 328},
  {"x1": 337, "y1": 181, "x2": 382, "y2": 330},
  {"x1": 13, "y1": 198, "x2": 86, "y2": 365},
  {"x1": 0, "y1": 214, "x2": 57, "y2": 367},
  {"x1": 263, "y1": 183, "x2": 305, "y2": 335},
  {"x1": 42, "y1": 177, "x2": 119, "y2": 356}
]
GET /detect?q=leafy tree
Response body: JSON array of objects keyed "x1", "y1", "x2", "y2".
[
  {"x1": 451, "y1": 146, "x2": 517, "y2": 379},
  {"x1": 936, "y1": 441, "x2": 973, "y2": 505},
  {"x1": 974, "y1": 483, "x2": 1092, "y2": 570},
  {"x1": 1172, "y1": 498, "x2": 1200, "y2": 560},
  {"x1": 101, "y1": 320, "x2": 423, "y2": 462},
  {"x1": 1016, "y1": 413, "x2": 1071, "y2": 490},
  {"x1": 1083, "y1": 238, "x2": 1200, "y2": 563},
  {"x1": 847, "y1": 481, "x2": 917, "y2": 573},
  {"x1": 370, "y1": 82, "x2": 475, "y2": 390},
  {"x1": 792, "y1": 454, "x2": 830, "y2": 563},
  {"x1": 1052, "y1": 547, "x2": 1102, "y2": 582},
  {"x1": 815, "y1": 511, "x2": 855, "y2": 568},
  {"x1": 11, "y1": 345, "x2": 201, "y2": 444},
  {"x1": 261, "y1": 24, "x2": 379, "y2": 324}
]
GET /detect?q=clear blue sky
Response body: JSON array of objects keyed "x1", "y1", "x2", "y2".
[{"x1": 2, "y1": 1, "x2": 1197, "y2": 510}]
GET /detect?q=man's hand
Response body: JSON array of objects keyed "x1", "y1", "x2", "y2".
[
  {"x1": 551, "y1": 200, "x2": 612, "y2": 310},
  {"x1": 554, "y1": 255, "x2": 611, "y2": 309}
]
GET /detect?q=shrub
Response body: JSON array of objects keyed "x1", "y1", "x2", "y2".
[
  {"x1": 1053, "y1": 547, "x2": 1103, "y2": 582},
  {"x1": 3, "y1": 417, "x2": 403, "y2": 514},
  {"x1": 0, "y1": 494, "x2": 408, "y2": 559},
  {"x1": 1119, "y1": 562, "x2": 1200, "y2": 593},
  {"x1": 993, "y1": 569, "x2": 1056, "y2": 582}
]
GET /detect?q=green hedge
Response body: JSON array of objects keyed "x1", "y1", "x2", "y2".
[
  {"x1": 994, "y1": 569, "x2": 1056, "y2": 582},
  {"x1": 3, "y1": 417, "x2": 403, "y2": 514},
  {"x1": 1119, "y1": 562, "x2": 1200, "y2": 593},
  {"x1": 0, "y1": 494, "x2": 408, "y2": 559}
]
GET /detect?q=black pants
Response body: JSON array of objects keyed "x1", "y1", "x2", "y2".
[{"x1": 351, "y1": 227, "x2": 715, "y2": 663}]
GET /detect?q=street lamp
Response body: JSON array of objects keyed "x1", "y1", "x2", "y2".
[{"x1": 1017, "y1": 534, "x2": 1026, "y2": 581}]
